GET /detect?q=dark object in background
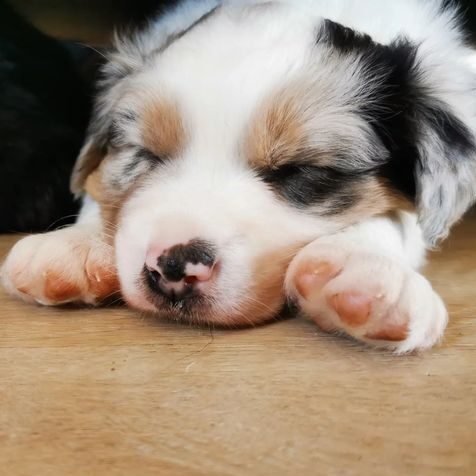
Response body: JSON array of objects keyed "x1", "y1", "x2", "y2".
[
  {"x1": 0, "y1": 0, "x2": 102, "y2": 232},
  {"x1": 5, "y1": 0, "x2": 180, "y2": 44},
  {"x1": 0, "y1": 0, "x2": 180, "y2": 233}
]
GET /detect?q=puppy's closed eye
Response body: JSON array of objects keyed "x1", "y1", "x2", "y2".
[
  {"x1": 119, "y1": 147, "x2": 167, "y2": 180},
  {"x1": 257, "y1": 162, "x2": 366, "y2": 210},
  {"x1": 136, "y1": 147, "x2": 166, "y2": 165}
]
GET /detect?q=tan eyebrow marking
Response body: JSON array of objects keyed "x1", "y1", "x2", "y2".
[
  {"x1": 244, "y1": 93, "x2": 309, "y2": 170},
  {"x1": 141, "y1": 99, "x2": 186, "y2": 158}
]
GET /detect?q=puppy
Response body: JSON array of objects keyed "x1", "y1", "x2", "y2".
[{"x1": 2, "y1": 0, "x2": 476, "y2": 353}]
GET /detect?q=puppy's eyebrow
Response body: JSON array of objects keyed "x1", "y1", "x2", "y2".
[{"x1": 107, "y1": 110, "x2": 137, "y2": 147}]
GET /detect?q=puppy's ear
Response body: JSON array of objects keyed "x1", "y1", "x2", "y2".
[
  {"x1": 70, "y1": 136, "x2": 107, "y2": 197},
  {"x1": 416, "y1": 105, "x2": 476, "y2": 246}
]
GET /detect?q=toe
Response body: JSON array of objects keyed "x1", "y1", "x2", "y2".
[
  {"x1": 43, "y1": 271, "x2": 82, "y2": 303},
  {"x1": 330, "y1": 292, "x2": 372, "y2": 327},
  {"x1": 364, "y1": 323, "x2": 408, "y2": 342},
  {"x1": 293, "y1": 260, "x2": 339, "y2": 300}
]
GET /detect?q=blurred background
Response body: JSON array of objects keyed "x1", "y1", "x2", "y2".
[
  {"x1": 5, "y1": 0, "x2": 177, "y2": 44},
  {"x1": 5, "y1": 0, "x2": 476, "y2": 45}
]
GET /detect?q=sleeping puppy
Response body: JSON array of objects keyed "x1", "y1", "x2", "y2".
[{"x1": 2, "y1": 0, "x2": 476, "y2": 353}]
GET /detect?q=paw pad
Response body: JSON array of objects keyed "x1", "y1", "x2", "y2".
[
  {"x1": 44, "y1": 272, "x2": 81, "y2": 303},
  {"x1": 365, "y1": 324, "x2": 408, "y2": 342},
  {"x1": 86, "y1": 266, "x2": 120, "y2": 300},
  {"x1": 330, "y1": 292, "x2": 372, "y2": 327},
  {"x1": 294, "y1": 260, "x2": 339, "y2": 300}
]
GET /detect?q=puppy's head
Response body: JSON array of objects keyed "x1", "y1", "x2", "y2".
[{"x1": 72, "y1": 2, "x2": 476, "y2": 325}]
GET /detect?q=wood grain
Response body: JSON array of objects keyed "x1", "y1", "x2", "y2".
[{"x1": 1, "y1": 212, "x2": 475, "y2": 476}]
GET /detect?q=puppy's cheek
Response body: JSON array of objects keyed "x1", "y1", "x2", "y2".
[
  {"x1": 237, "y1": 286, "x2": 285, "y2": 325},
  {"x1": 85, "y1": 157, "x2": 145, "y2": 242},
  {"x1": 114, "y1": 220, "x2": 152, "y2": 306},
  {"x1": 229, "y1": 245, "x2": 302, "y2": 325}
]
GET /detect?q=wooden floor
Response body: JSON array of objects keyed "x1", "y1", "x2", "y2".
[{"x1": 0, "y1": 212, "x2": 475, "y2": 476}]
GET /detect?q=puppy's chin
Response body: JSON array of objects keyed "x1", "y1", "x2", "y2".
[{"x1": 121, "y1": 285, "x2": 286, "y2": 328}]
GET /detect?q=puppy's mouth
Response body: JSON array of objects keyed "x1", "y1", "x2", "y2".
[{"x1": 139, "y1": 265, "x2": 216, "y2": 323}]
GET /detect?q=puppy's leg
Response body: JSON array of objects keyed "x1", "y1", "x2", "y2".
[
  {"x1": 1, "y1": 196, "x2": 119, "y2": 306},
  {"x1": 285, "y1": 213, "x2": 447, "y2": 353}
]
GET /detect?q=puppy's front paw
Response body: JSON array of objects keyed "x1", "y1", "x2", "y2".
[
  {"x1": 1, "y1": 228, "x2": 119, "y2": 306},
  {"x1": 285, "y1": 241, "x2": 448, "y2": 353}
]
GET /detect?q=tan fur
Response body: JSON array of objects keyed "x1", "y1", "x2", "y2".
[
  {"x1": 234, "y1": 243, "x2": 304, "y2": 325},
  {"x1": 83, "y1": 156, "x2": 135, "y2": 244},
  {"x1": 334, "y1": 179, "x2": 413, "y2": 225},
  {"x1": 71, "y1": 140, "x2": 106, "y2": 196},
  {"x1": 141, "y1": 100, "x2": 186, "y2": 159},
  {"x1": 83, "y1": 159, "x2": 119, "y2": 243},
  {"x1": 44, "y1": 273, "x2": 82, "y2": 303},
  {"x1": 84, "y1": 168, "x2": 104, "y2": 203},
  {"x1": 245, "y1": 93, "x2": 309, "y2": 170}
]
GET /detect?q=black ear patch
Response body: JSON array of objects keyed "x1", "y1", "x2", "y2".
[
  {"x1": 317, "y1": 20, "x2": 423, "y2": 199},
  {"x1": 317, "y1": 19, "x2": 374, "y2": 53},
  {"x1": 420, "y1": 102, "x2": 475, "y2": 155},
  {"x1": 315, "y1": 19, "x2": 476, "y2": 243}
]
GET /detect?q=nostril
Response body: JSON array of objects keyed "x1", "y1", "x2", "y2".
[
  {"x1": 184, "y1": 275, "x2": 198, "y2": 285},
  {"x1": 148, "y1": 269, "x2": 161, "y2": 284},
  {"x1": 145, "y1": 267, "x2": 162, "y2": 293}
]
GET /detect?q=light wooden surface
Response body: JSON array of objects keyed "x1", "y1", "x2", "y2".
[{"x1": 1, "y1": 212, "x2": 475, "y2": 476}]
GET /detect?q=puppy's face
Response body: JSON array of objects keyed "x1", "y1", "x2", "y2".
[{"x1": 73, "y1": 3, "x2": 475, "y2": 325}]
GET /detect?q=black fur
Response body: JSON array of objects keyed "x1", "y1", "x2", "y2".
[
  {"x1": 0, "y1": 1, "x2": 101, "y2": 232},
  {"x1": 258, "y1": 163, "x2": 365, "y2": 212},
  {"x1": 446, "y1": 0, "x2": 476, "y2": 42},
  {"x1": 317, "y1": 19, "x2": 373, "y2": 53},
  {"x1": 107, "y1": 111, "x2": 137, "y2": 148},
  {"x1": 320, "y1": 19, "x2": 475, "y2": 202},
  {"x1": 315, "y1": 21, "x2": 423, "y2": 200}
]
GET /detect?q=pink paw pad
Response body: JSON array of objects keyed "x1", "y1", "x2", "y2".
[
  {"x1": 365, "y1": 324, "x2": 408, "y2": 342},
  {"x1": 294, "y1": 260, "x2": 339, "y2": 301},
  {"x1": 86, "y1": 265, "x2": 120, "y2": 300},
  {"x1": 44, "y1": 272, "x2": 81, "y2": 302},
  {"x1": 329, "y1": 292, "x2": 372, "y2": 327}
]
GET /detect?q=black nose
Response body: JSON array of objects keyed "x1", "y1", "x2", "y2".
[
  {"x1": 144, "y1": 239, "x2": 216, "y2": 303},
  {"x1": 144, "y1": 267, "x2": 192, "y2": 303},
  {"x1": 157, "y1": 239, "x2": 216, "y2": 282},
  {"x1": 158, "y1": 255, "x2": 185, "y2": 282}
]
